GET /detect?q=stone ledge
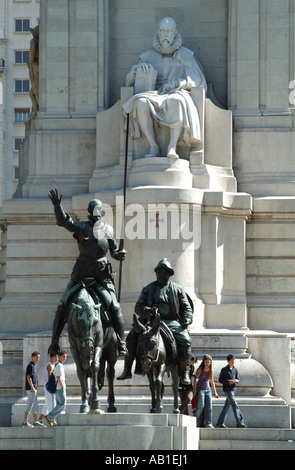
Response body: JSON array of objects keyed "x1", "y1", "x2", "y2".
[{"x1": 54, "y1": 413, "x2": 198, "y2": 450}]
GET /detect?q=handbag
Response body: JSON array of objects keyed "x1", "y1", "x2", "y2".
[
  {"x1": 191, "y1": 371, "x2": 210, "y2": 414},
  {"x1": 191, "y1": 393, "x2": 198, "y2": 414}
]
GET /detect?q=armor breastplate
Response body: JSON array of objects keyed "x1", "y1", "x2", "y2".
[{"x1": 77, "y1": 228, "x2": 109, "y2": 260}]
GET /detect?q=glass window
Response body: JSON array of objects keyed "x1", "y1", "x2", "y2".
[
  {"x1": 14, "y1": 138, "x2": 24, "y2": 151},
  {"x1": 15, "y1": 79, "x2": 30, "y2": 93},
  {"x1": 15, "y1": 19, "x2": 30, "y2": 33},
  {"x1": 14, "y1": 109, "x2": 30, "y2": 122},
  {"x1": 14, "y1": 167, "x2": 20, "y2": 181},
  {"x1": 15, "y1": 50, "x2": 30, "y2": 64}
]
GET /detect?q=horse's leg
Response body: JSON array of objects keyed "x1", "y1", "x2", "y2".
[
  {"x1": 171, "y1": 365, "x2": 180, "y2": 414},
  {"x1": 105, "y1": 333, "x2": 117, "y2": 413},
  {"x1": 98, "y1": 353, "x2": 106, "y2": 391},
  {"x1": 70, "y1": 343, "x2": 90, "y2": 413},
  {"x1": 106, "y1": 358, "x2": 117, "y2": 412},
  {"x1": 89, "y1": 345, "x2": 103, "y2": 413}
]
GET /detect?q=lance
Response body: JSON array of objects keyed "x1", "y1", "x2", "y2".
[{"x1": 117, "y1": 112, "x2": 129, "y2": 302}]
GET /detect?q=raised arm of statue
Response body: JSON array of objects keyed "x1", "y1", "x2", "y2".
[{"x1": 48, "y1": 188, "x2": 62, "y2": 208}]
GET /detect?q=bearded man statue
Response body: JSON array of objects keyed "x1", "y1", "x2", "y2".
[{"x1": 122, "y1": 17, "x2": 207, "y2": 159}]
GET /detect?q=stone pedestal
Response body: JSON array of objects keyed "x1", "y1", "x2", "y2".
[
  {"x1": 0, "y1": 187, "x2": 251, "y2": 332},
  {"x1": 128, "y1": 157, "x2": 192, "y2": 188},
  {"x1": 53, "y1": 413, "x2": 199, "y2": 451}
]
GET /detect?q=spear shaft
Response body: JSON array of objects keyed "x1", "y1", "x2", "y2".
[{"x1": 118, "y1": 113, "x2": 129, "y2": 302}]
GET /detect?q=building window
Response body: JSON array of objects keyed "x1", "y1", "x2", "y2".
[
  {"x1": 15, "y1": 50, "x2": 30, "y2": 64},
  {"x1": 15, "y1": 79, "x2": 30, "y2": 93},
  {"x1": 14, "y1": 19, "x2": 30, "y2": 33},
  {"x1": 13, "y1": 167, "x2": 20, "y2": 181},
  {"x1": 14, "y1": 138, "x2": 24, "y2": 151},
  {"x1": 14, "y1": 108, "x2": 30, "y2": 122}
]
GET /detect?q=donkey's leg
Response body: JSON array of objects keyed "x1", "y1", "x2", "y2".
[
  {"x1": 155, "y1": 364, "x2": 166, "y2": 413},
  {"x1": 148, "y1": 370, "x2": 157, "y2": 413},
  {"x1": 171, "y1": 366, "x2": 180, "y2": 414}
]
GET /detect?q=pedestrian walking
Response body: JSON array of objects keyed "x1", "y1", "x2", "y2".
[
  {"x1": 216, "y1": 354, "x2": 247, "y2": 428},
  {"x1": 193, "y1": 354, "x2": 219, "y2": 428},
  {"x1": 22, "y1": 351, "x2": 43, "y2": 428},
  {"x1": 44, "y1": 350, "x2": 67, "y2": 426},
  {"x1": 38, "y1": 353, "x2": 58, "y2": 426}
]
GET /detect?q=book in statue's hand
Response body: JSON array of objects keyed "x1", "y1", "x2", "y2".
[{"x1": 134, "y1": 67, "x2": 158, "y2": 94}]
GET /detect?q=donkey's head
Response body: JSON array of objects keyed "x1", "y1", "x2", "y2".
[{"x1": 133, "y1": 312, "x2": 161, "y2": 373}]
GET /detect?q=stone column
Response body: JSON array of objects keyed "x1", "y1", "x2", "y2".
[
  {"x1": 19, "y1": 0, "x2": 110, "y2": 197},
  {"x1": 0, "y1": 53, "x2": 5, "y2": 206},
  {"x1": 228, "y1": 0, "x2": 260, "y2": 115},
  {"x1": 39, "y1": 0, "x2": 70, "y2": 114},
  {"x1": 229, "y1": 0, "x2": 292, "y2": 114},
  {"x1": 199, "y1": 192, "x2": 252, "y2": 329},
  {"x1": 40, "y1": 0, "x2": 110, "y2": 114},
  {"x1": 229, "y1": 0, "x2": 295, "y2": 196}
]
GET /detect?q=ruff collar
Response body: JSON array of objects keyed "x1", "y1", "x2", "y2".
[{"x1": 153, "y1": 32, "x2": 182, "y2": 55}]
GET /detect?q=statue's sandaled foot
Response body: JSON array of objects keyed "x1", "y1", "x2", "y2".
[
  {"x1": 167, "y1": 147, "x2": 179, "y2": 159},
  {"x1": 145, "y1": 145, "x2": 160, "y2": 158}
]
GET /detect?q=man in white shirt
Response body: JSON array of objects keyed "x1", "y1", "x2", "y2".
[{"x1": 44, "y1": 351, "x2": 67, "y2": 426}]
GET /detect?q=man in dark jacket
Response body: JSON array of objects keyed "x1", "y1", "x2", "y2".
[
  {"x1": 216, "y1": 354, "x2": 247, "y2": 428},
  {"x1": 117, "y1": 258, "x2": 193, "y2": 384}
]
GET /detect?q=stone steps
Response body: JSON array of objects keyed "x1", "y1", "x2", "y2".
[
  {"x1": 0, "y1": 427, "x2": 54, "y2": 450},
  {"x1": 9, "y1": 394, "x2": 291, "y2": 428},
  {"x1": 199, "y1": 428, "x2": 295, "y2": 450},
  {"x1": 1, "y1": 423, "x2": 295, "y2": 450}
]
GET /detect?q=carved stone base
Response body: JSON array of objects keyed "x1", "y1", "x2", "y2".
[
  {"x1": 128, "y1": 157, "x2": 192, "y2": 188},
  {"x1": 53, "y1": 413, "x2": 198, "y2": 450}
]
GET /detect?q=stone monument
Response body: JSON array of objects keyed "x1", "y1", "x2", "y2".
[
  {"x1": 122, "y1": 16, "x2": 207, "y2": 160},
  {"x1": 0, "y1": 1, "x2": 294, "y2": 443}
]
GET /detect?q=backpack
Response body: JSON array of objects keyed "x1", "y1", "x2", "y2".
[{"x1": 46, "y1": 366, "x2": 57, "y2": 394}]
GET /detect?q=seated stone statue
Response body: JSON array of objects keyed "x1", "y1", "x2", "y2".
[
  {"x1": 122, "y1": 16, "x2": 207, "y2": 159},
  {"x1": 117, "y1": 258, "x2": 193, "y2": 384}
]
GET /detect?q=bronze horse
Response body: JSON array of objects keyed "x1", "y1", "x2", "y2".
[
  {"x1": 67, "y1": 279, "x2": 118, "y2": 413},
  {"x1": 134, "y1": 312, "x2": 180, "y2": 414}
]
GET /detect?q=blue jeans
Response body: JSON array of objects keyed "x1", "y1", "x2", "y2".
[
  {"x1": 195, "y1": 388, "x2": 212, "y2": 426},
  {"x1": 217, "y1": 390, "x2": 244, "y2": 425},
  {"x1": 48, "y1": 387, "x2": 66, "y2": 420}
]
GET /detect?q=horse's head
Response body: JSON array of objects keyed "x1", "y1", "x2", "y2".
[
  {"x1": 133, "y1": 312, "x2": 161, "y2": 373},
  {"x1": 71, "y1": 299, "x2": 101, "y2": 370}
]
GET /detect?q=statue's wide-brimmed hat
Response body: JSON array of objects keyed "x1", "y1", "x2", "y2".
[{"x1": 154, "y1": 258, "x2": 174, "y2": 276}]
